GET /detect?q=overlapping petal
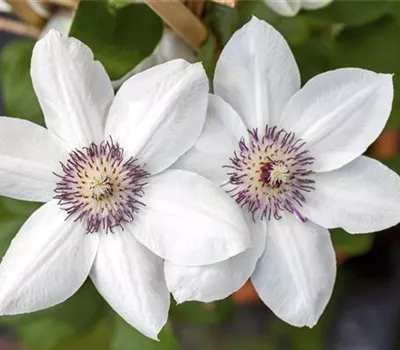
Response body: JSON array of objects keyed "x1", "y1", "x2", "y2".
[
  {"x1": 301, "y1": 156, "x2": 400, "y2": 233},
  {"x1": 130, "y1": 169, "x2": 251, "y2": 266},
  {"x1": 0, "y1": 117, "x2": 68, "y2": 202},
  {"x1": 280, "y1": 68, "x2": 393, "y2": 172},
  {"x1": 214, "y1": 17, "x2": 300, "y2": 130},
  {"x1": 264, "y1": 0, "x2": 301, "y2": 16},
  {"x1": 252, "y1": 213, "x2": 336, "y2": 327},
  {"x1": 165, "y1": 214, "x2": 266, "y2": 303},
  {"x1": 0, "y1": 201, "x2": 98, "y2": 315},
  {"x1": 174, "y1": 94, "x2": 246, "y2": 185},
  {"x1": 106, "y1": 59, "x2": 208, "y2": 175},
  {"x1": 90, "y1": 230, "x2": 169, "y2": 340},
  {"x1": 31, "y1": 30, "x2": 114, "y2": 149},
  {"x1": 301, "y1": 0, "x2": 333, "y2": 10}
]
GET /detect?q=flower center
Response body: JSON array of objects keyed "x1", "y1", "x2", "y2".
[
  {"x1": 225, "y1": 126, "x2": 315, "y2": 222},
  {"x1": 54, "y1": 140, "x2": 148, "y2": 233}
]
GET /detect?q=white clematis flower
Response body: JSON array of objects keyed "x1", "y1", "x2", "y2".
[
  {"x1": 265, "y1": 0, "x2": 333, "y2": 17},
  {"x1": 0, "y1": 30, "x2": 251, "y2": 339},
  {"x1": 166, "y1": 17, "x2": 400, "y2": 327}
]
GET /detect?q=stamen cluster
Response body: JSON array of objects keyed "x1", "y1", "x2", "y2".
[
  {"x1": 225, "y1": 126, "x2": 315, "y2": 221},
  {"x1": 54, "y1": 140, "x2": 148, "y2": 233}
]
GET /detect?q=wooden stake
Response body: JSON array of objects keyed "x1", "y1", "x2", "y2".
[
  {"x1": 184, "y1": 0, "x2": 205, "y2": 17},
  {"x1": 144, "y1": 0, "x2": 207, "y2": 51},
  {"x1": 210, "y1": 0, "x2": 236, "y2": 7},
  {"x1": 9, "y1": 0, "x2": 45, "y2": 27},
  {"x1": 0, "y1": 17, "x2": 40, "y2": 38},
  {"x1": 39, "y1": 0, "x2": 78, "y2": 10}
]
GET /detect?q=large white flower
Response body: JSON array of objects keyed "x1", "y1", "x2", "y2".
[
  {"x1": 265, "y1": 0, "x2": 333, "y2": 17},
  {"x1": 165, "y1": 17, "x2": 400, "y2": 327},
  {"x1": 0, "y1": 30, "x2": 251, "y2": 339}
]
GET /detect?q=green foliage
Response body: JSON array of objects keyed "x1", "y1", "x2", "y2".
[
  {"x1": 331, "y1": 228, "x2": 374, "y2": 257},
  {"x1": 308, "y1": 0, "x2": 393, "y2": 27},
  {"x1": 111, "y1": 317, "x2": 179, "y2": 350},
  {"x1": 0, "y1": 39, "x2": 44, "y2": 126},
  {"x1": 170, "y1": 299, "x2": 235, "y2": 324},
  {"x1": 70, "y1": 0, "x2": 163, "y2": 80},
  {"x1": 331, "y1": 16, "x2": 400, "y2": 129}
]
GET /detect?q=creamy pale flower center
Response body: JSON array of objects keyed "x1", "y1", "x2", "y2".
[
  {"x1": 54, "y1": 140, "x2": 148, "y2": 233},
  {"x1": 225, "y1": 126, "x2": 315, "y2": 222}
]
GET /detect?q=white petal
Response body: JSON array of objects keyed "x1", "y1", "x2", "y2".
[
  {"x1": 252, "y1": 213, "x2": 336, "y2": 327},
  {"x1": 265, "y1": 0, "x2": 301, "y2": 16},
  {"x1": 173, "y1": 94, "x2": 246, "y2": 185},
  {"x1": 301, "y1": 156, "x2": 400, "y2": 233},
  {"x1": 31, "y1": 30, "x2": 114, "y2": 149},
  {"x1": 214, "y1": 17, "x2": 300, "y2": 130},
  {"x1": 40, "y1": 10, "x2": 73, "y2": 38},
  {"x1": 90, "y1": 231, "x2": 169, "y2": 340},
  {"x1": 301, "y1": 0, "x2": 333, "y2": 10},
  {"x1": 280, "y1": 68, "x2": 393, "y2": 172},
  {"x1": 0, "y1": 200, "x2": 98, "y2": 315},
  {"x1": 106, "y1": 59, "x2": 208, "y2": 175},
  {"x1": 0, "y1": 117, "x2": 68, "y2": 202},
  {"x1": 131, "y1": 169, "x2": 251, "y2": 266},
  {"x1": 165, "y1": 213, "x2": 266, "y2": 303}
]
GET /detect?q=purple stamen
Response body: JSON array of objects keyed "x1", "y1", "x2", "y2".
[
  {"x1": 225, "y1": 125, "x2": 315, "y2": 222},
  {"x1": 54, "y1": 139, "x2": 149, "y2": 233}
]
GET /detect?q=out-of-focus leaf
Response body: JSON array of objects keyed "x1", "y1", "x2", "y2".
[
  {"x1": 170, "y1": 299, "x2": 235, "y2": 324},
  {"x1": 332, "y1": 16, "x2": 400, "y2": 130},
  {"x1": 331, "y1": 228, "x2": 374, "y2": 257},
  {"x1": 0, "y1": 197, "x2": 41, "y2": 217},
  {"x1": 111, "y1": 316, "x2": 179, "y2": 350},
  {"x1": 0, "y1": 39, "x2": 44, "y2": 125},
  {"x1": 204, "y1": 3, "x2": 240, "y2": 47},
  {"x1": 198, "y1": 35, "x2": 219, "y2": 81},
  {"x1": 0, "y1": 197, "x2": 41, "y2": 258},
  {"x1": 293, "y1": 38, "x2": 333, "y2": 84},
  {"x1": 1, "y1": 281, "x2": 106, "y2": 350},
  {"x1": 70, "y1": 0, "x2": 163, "y2": 80},
  {"x1": 383, "y1": 157, "x2": 400, "y2": 174},
  {"x1": 308, "y1": 0, "x2": 393, "y2": 27},
  {"x1": 54, "y1": 318, "x2": 111, "y2": 350}
]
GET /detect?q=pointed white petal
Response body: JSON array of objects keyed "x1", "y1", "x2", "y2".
[
  {"x1": 302, "y1": 156, "x2": 400, "y2": 233},
  {"x1": 106, "y1": 60, "x2": 208, "y2": 175},
  {"x1": 301, "y1": 0, "x2": 333, "y2": 10},
  {"x1": 0, "y1": 201, "x2": 98, "y2": 315},
  {"x1": 173, "y1": 94, "x2": 246, "y2": 185},
  {"x1": 214, "y1": 17, "x2": 300, "y2": 130},
  {"x1": 131, "y1": 169, "x2": 251, "y2": 266},
  {"x1": 90, "y1": 231, "x2": 169, "y2": 340},
  {"x1": 252, "y1": 213, "x2": 336, "y2": 327},
  {"x1": 31, "y1": 30, "x2": 114, "y2": 149},
  {"x1": 165, "y1": 214, "x2": 266, "y2": 303},
  {"x1": 280, "y1": 69, "x2": 393, "y2": 172},
  {"x1": 265, "y1": 0, "x2": 301, "y2": 16},
  {"x1": 0, "y1": 117, "x2": 68, "y2": 202}
]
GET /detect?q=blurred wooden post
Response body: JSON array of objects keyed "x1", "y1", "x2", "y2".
[
  {"x1": 144, "y1": 0, "x2": 208, "y2": 51},
  {"x1": 371, "y1": 129, "x2": 399, "y2": 159},
  {"x1": 9, "y1": 0, "x2": 45, "y2": 27}
]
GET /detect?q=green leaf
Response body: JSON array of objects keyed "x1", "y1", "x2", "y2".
[
  {"x1": 0, "y1": 197, "x2": 41, "y2": 258},
  {"x1": 332, "y1": 16, "x2": 400, "y2": 129},
  {"x1": 54, "y1": 318, "x2": 111, "y2": 350},
  {"x1": 70, "y1": 0, "x2": 163, "y2": 80},
  {"x1": 111, "y1": 316, "x2": 179, "y2": 350},
  {"x1": 198, "y1": 35, "x2": 219, "y2": 81},
  {"x1": 170, "y1": 299, "x2": 235, "y2": 324},
  {"x1": 0, "y1": 39, "x2": 44, "y2": 125},
  {"x1": 204, "y1": 3, "x2": 241, "y2": 47},
  {"x1": 308, "y1": 0, "x2": 393, "y2": 27},
  {"x1": 3, "y1": 281, "x2": 107, "y2": 350},
  {"x1": 331, "y1": 228, "x2": 374, "y2": 257}
]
